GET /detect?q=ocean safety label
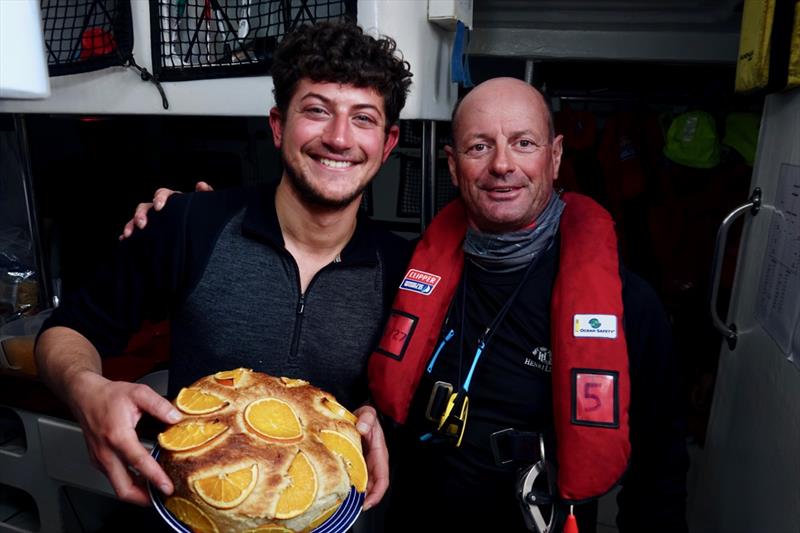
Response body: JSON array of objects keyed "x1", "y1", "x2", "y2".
[{"x1": 573, "y1": 314, "x2": 618, "y2": 339}]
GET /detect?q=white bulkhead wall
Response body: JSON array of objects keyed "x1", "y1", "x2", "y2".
[
  {"x1": 0, "y1": 0, "x2": 459, "y2": 119},
  {"x1": 358, "y1": 0, "x2": 459, "y2": 120}
]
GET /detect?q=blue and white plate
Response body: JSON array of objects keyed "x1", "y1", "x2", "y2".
[{"x1": 149, "y1": 445, "x2": 364, "y2": 533}]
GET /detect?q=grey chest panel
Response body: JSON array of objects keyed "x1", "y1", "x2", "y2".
[{"x1": 169, "y1": 210, "x2": 386, "y2": 407}]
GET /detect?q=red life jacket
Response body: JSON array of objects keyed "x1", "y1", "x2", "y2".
[{"x1": 368, "y1": 192, "x2": 631, "y2": 502}]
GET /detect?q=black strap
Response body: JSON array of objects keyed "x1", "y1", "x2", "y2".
[
  {"x1": 457, "y1": 254, "x2": 541, "y2": 393},
  {"x1": 124, "y1": 55, "x2": 170, "y2": 110},
  {"x1": 490, "y1": 428, "x2": 545, "y2": 466}
]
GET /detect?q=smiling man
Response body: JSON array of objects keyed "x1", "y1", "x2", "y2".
[
  {"x1": 35, "y1": 21, "x2": 412, "y2": 516},
  {"x1": 446, "y1": 78, "x2": 562, "y2": 235},
  {"x1": 370, "y1": 78, "x2": 688, "y2": 532},
  {"x1": 274, "y1": 80, "x2": 393, "y2": 209}
]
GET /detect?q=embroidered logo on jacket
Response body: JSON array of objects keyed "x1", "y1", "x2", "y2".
[
  {"x1": 523, "y1": 347, "x2": 552, "y2": 373},
  {"x1": 399, "y1": 269, "x2": 441, "y2": 296},
  {"x1": 573, "y1": 314, "x2": 618, "y2": 338}
]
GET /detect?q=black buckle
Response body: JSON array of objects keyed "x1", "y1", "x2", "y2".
[
  {"x1": 425, "y1": 381, "x2": 453, "y2": 422},
  {"x1": 490, "y1": 428, "x2": 518, "y2": 466},
  {"x1": 490, "y1": 428, "x2": 543, "y2": 467},
  {"x1": 420, "y1": 382, "x2": 469, "y2": 448}
]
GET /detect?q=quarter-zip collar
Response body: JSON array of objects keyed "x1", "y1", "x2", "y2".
[{"x1": 241, "y1": 180, "x2": 378, "y2": 266}]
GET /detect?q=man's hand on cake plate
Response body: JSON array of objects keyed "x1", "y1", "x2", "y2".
[
  {"x1": 70, "y1": 371, "x2": 183, "y2": 505},
  {"x1": 353, "y1": 405, "x2": 389, "y2": 511}
]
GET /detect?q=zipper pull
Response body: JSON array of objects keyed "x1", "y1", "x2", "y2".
[
  {"x1": 296, "y1": 295, "x2": 305, "y2": 315},
  {"x1": 427, "y1": 329, "x2": 455, "y2": 373},
  {"x1": 463, "y1": 339, "x2": 485, "y2": 392}
]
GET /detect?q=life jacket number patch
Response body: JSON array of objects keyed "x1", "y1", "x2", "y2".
[
  {"x1": 375, "y1": 310, "x2": 418, "y2": 361},
  {"x1": 572, "y1": 369, "x2": 619, "y2": 428}
]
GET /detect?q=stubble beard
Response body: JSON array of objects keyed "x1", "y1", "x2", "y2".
[{"x1": 282, "y1": 158, "x2": 368, "y2": 210}]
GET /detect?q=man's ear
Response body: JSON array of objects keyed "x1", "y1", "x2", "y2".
[
  {"x1": 551, "y1": 134, "x2": 564, "y2": 180},
  {"x1": 445, "y1": 145, "x2": 459, "y2": 188},
  {"x1": 268, "y1": 107, "x2": 284, "y2": 148},
  {"x1": 382, "y1": 124, "x2": 400, "y2": 162}
]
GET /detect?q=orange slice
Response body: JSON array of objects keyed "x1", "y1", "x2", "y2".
[
  {"x1": 243, "y1": 526, "x2": 294, "y2": 533},
  {"x1": 158, "y1": 421, "x2": 228, "y2": 452},
  {"x1": 319, "y1": 430, "x2": 367, "y2": 492},
  {"x1": 304, "y1": 500, "x2": 342, "y2": 532},
  {"x1": 193, "y1": 464, "x2": 259, "y2": 509},
  {"x1": 213, "y1": 368, "x2": 251, "y2": 387},
  {"x1": 320, "y1": 397, "x2": 358, "y2": 424},
  {"x1": 244, "y1": 398, "x2": 303, "y2": 443},
  {"x1": 275, "y1": 452, "x2": 318, "y2": 519},
  {"x1": 165, "y1": 496, "x2": 219, "y2": 533},
  {"x1": 280, "y1": 376, "x2": 309, "y2": 388},
  {"x1": 175, "y1": 387, "x2": 228, "y2": 415}
]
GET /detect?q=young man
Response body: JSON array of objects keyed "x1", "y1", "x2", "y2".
[
  {"x1": 370, "y1": 78, "x2": 688, "y2": 532},
  {"x1": 35, "y1": 21, "x2": 413, "y2": 511}
]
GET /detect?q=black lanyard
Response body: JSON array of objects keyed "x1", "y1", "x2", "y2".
[{"x1": 428, "y1": 253, "x2": 540, "y2": 394}]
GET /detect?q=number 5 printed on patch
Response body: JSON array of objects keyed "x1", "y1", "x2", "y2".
[{"x1": 572, "y1": 369, "x2": 619, "y2": 428}]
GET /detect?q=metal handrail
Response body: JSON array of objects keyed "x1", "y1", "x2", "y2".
[{"x1": 709, "y1": 187, "x2": 761, "y2": 349}]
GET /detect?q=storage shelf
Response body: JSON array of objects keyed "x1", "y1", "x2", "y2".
[
  {"x1": 0, "y1": 408, "x2": 26, "y2": 457},
  {"x1": 0, "y1": 483, "x2": 40, "y2": 533}
]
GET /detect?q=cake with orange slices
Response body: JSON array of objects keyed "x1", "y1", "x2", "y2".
[{"x1": 157, "y1": 368, "x2": 367, "y2": 533}]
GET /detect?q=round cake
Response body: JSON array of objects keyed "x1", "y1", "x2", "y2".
[{"x1": 156, "y1": 368, "x2": 366, "y2": 533}]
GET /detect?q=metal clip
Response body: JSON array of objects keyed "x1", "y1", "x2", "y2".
[{"x1": 516, "y1": 435, "x2": 557, "y2": 533}]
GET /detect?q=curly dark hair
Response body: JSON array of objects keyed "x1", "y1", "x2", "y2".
[{"x1": 271, "y1": 21, "x2": 413, "y2": 130}]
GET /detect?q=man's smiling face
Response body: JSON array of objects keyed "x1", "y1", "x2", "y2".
[
  {"x1": 270, "y1": 79, "x2": 399, "y2": 209},
  {"x1": 446, "y1": 77, "x2": 563, "y2": 233}
]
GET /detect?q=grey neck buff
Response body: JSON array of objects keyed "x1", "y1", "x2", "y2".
[{"x1": 464, "y1": 193, "x2": 565, "y2": 273}]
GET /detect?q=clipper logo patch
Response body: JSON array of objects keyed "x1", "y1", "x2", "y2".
[
  {"x1": 572, "y1": 369, "x2": 619, "y2": 428},
  {"x1": 399, "y1": 269, "x2": 442, "y2": 296},
  {"x1": 375, "y1": 310, "x2": 418, "y2": 361},
  {"x1": 573, "y1": 314, "x2": 618, "y2": 339}
]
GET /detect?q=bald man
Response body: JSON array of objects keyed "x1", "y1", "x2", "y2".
[{"x1": 370, "y1": 78, "x2": 688, "y2": 532}]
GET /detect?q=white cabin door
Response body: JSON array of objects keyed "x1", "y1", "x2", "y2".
[{"x1": 689, "y1": 89, "x2": 800, "y2": 533}]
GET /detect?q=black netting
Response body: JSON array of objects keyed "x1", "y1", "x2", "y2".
[
  {"x1": 150, "y1": 0, "x2": 356, "y2": 81},
  {"x1": 397, "y1": 155, "x2": 458, "y2": 218},
  {"x1": 41, "y1": 0, "x2": 134, "y2": 77}
]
